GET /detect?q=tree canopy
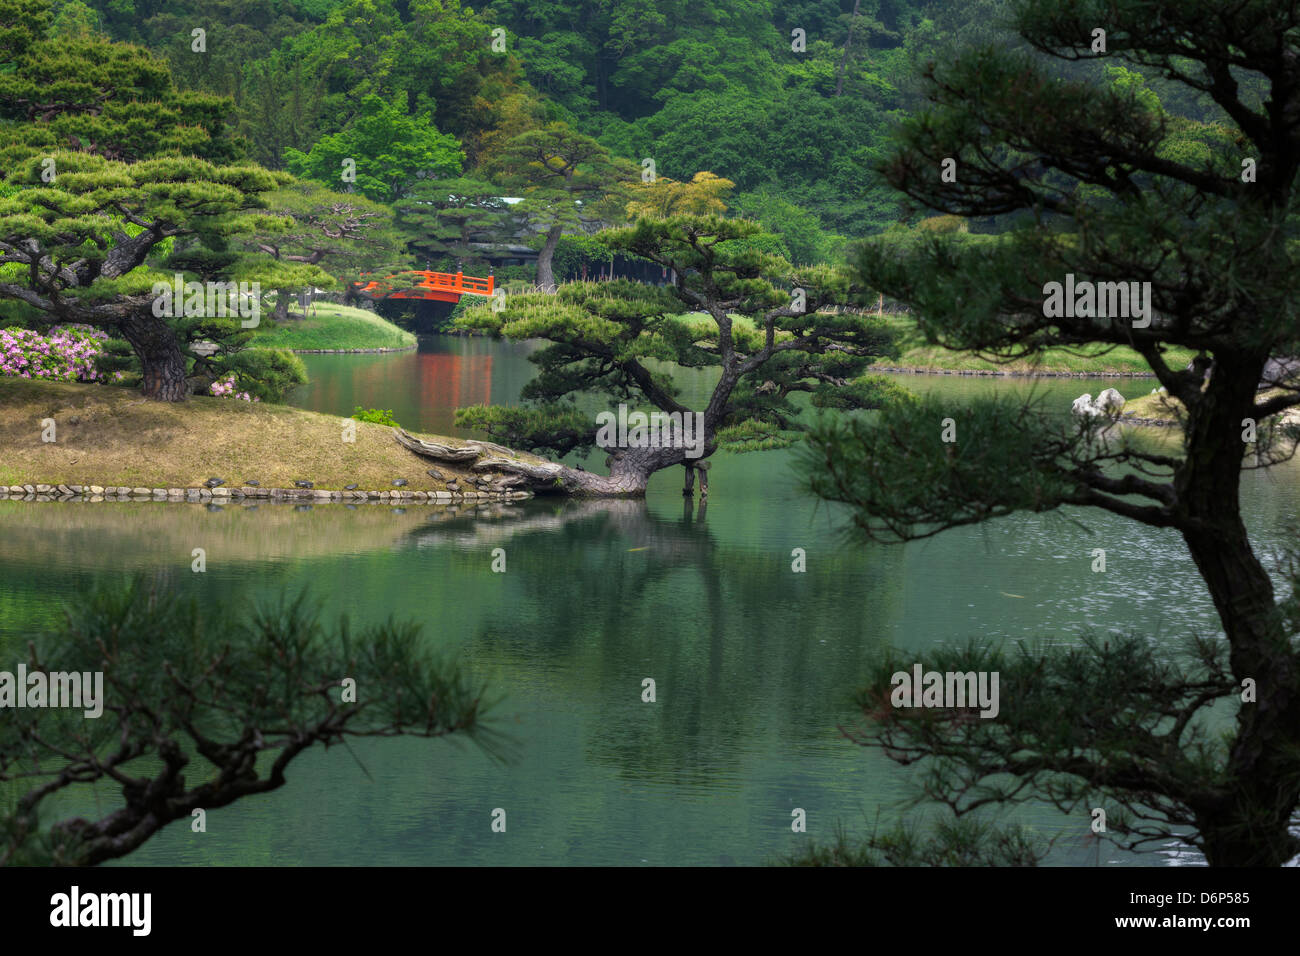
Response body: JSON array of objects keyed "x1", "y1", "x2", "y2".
[
  {"x1": 284, "y1": 93, "x2": 464, "y2": 203},
  {"x1": 450, "y1": 215, "x2": 905, "y2": 494},
  {"x1": 489, "y1": 122, "x2": 636, "y2": 286}
]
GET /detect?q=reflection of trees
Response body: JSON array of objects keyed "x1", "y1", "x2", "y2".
[
  {"x1": 407, "y1": 497, "x2": 905, "y2": 789},
  {"x1": 0, "y1": 500, "x2": 546, "y2": 659},
  {"x1": 1, "y1": 495, "x2": 909, "y2": 862},
  {"x1": 294, "y1": 336, "x2": 537, "y2": 437}
]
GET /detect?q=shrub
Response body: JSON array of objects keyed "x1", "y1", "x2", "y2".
[
  {"x1": 216, "y1": 347, "x2": 307, "y2": 403},
  {"x1": 0, "y1": 325, "x2": 112, "y2": 381},
  {"x1": 209, "y1": 374, "x2": 258, "y2": 401},
  {"x1": 352, "y1": 406, "x2": 399, "y2": 427}
]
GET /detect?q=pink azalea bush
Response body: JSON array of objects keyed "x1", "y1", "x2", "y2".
[
  {"x1": 209, "y1": 374, "x2": 259, "y2": 402},
  {"x1": 0, "y1": 324, "x2": 110, "y2": 381},
  {"x1": 2, "y1": 325, "x2": 257, "y2": 398}
]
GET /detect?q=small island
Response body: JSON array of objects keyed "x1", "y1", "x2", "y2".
[{"x1": 0, "y1": 378, "x2": 538, "y2": 502}]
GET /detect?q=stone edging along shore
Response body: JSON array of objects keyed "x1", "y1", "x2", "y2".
[
  {"x1": 1117, "y1": 416, "x2": 1178, "y2": 427},
  {"x1": 286, "y1": 344, "x2": 417, "y2": 354},
  {"x1": 0, "y1": 483, "x2": 533, "y2": 504},
  {"x1": 878, "y1": 366, "x2": 1157, "y2": 378}
]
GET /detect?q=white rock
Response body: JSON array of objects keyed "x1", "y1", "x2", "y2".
[
  {"x1": 1094, "y1": 387, "x2": 1126, "y2": 415},
  {"x1": 1071, "y1": 393, "x2": 1100, "y2": 417}
]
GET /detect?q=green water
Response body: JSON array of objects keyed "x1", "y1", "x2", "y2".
[{"x1": 2, "y1": 336, "x2": 1295, "y2": 865}]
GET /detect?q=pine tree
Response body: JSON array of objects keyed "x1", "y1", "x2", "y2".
[
  {"x1": 445, "y1": 215, "x2": 906, "y2": 495},
  {"x1": 808, "y1": 0, "x2": 1300, "y2": 867},
  {"x1": 0, "y1": 1, "x2": 326, "y2": 400}
]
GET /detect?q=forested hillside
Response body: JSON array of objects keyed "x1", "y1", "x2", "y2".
[
  {"x1": 43, "y1": 0, "x2": 1020, "y2": 251},
  {"x1": 3, "y1": 0, "x2": 1255, "y2": 325}
]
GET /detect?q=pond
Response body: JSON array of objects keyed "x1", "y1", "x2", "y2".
[{"x1": 2, "y1": 335, "x2": 1295, "y2": 866}]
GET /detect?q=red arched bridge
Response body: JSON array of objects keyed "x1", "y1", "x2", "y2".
[{"x1": 357, "y1": 270, "x2": 495, "y2": 303}]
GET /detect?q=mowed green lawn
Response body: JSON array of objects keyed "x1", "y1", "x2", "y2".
[{"x1": 250, "y1": 302, "x2": 416, "y2": 351}]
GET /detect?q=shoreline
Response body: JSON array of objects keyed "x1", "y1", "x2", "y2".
[
  {"x1": 1117, "y1": 416, "x2": 1179, "y2": 427},
  {"x1": 282, "y1": 344, "x2": 417, "y2": 354},
  {"x1": 878, "y1": 366, "x2": 1157, "y2": 378},
  {"x1": 0, "y1": 378, "x2": 558, "y2": 496},
  {"x1": 278, "y1": 354, "x2": 1157, "y2": 371},
  {"x1": 245, "y1": 303, "x2": 417, "y2": 353},
  {"x1": 0, "y1": 482, "x2": 533, "y2": 503}
]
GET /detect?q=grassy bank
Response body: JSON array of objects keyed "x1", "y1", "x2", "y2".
[
  {"x1": 1118, "y1": 387, "x2": 1300, "y2": 429},
  {"x1": 1118, "y1": 389, "x2": 1183, "y2": 424},
  {"x1": 677, "y1": 311, "x2": 1192, "y2": 376},
  {"x1": 250, "y1": 303, "x2": 416, "y2": 352},
  {"x1": 0, "y1": 378, "x2": 544, "y2": 491},
  {"x1": 881, "y1": 316, "x2": 1195, "y2": 376}
]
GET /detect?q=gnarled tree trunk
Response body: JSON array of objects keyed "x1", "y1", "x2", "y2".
[
  {"x1": 117, "y1": 311, "x2": 189, "y2": 401},
  {"x1": 395, "y1": 429, "x2": 711, "y2": 498},
  {"x1": 1177, "y1": 349, "x2": 1300, "y2": 866},
  {"x1": 535, "y1": 225, "x2": 563, "y2": 290}
]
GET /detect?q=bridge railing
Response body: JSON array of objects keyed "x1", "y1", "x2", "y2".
[
  {"x1": 357, "y1": 270, "x2": 495, "y2": 299},
  {"x1": 414, "y1": 272, "x2": 494, "y2": 296}
]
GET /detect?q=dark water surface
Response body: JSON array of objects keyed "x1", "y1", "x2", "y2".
[{"x1": 2, "y1": 336, "x2": 1295, "y2": 865}]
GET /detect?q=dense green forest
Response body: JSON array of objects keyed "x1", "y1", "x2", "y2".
[
  {"x1": 1, "y1": 0, "x2": 1261, "y2": 393},
  {"x1": 9, "y1": 0, "x2": 1246, "y2": 276},
  {"x1": 31, "y1": 0, "x2": 1023, "y2": 254}
]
